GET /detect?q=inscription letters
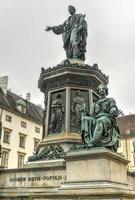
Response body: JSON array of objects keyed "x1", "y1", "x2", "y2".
[{"x1": 10, "y1": 175, "x2": 62, "y2": 182}]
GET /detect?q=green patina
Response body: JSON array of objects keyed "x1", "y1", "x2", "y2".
[{"x1": 81, "y1": 84, "x2": 120, "y2": 151}]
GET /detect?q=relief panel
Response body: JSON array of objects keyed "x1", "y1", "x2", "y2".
[
  {"x1": 48, "y1": 90, "x2": 66, "y2": 135},
  {"x1": 70, "y1": 89, "x2": 89, "y2": 133}
]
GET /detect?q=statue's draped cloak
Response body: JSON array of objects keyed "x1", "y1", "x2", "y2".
[{"x1": 52, "y1": 14, "x2": 87, "y2": 60}]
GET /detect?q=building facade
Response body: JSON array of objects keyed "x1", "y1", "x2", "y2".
[
  {"x1": 0, "y1": 76, "x2": 43, "y2": 169},
  {"x1": 117, "y1": 114, "x2": 135, "y2": 171}
]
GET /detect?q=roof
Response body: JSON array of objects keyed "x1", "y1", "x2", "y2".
[
  {"x1": 0, "y1": 87, "x2": 43, "y2": 125},
  {"x1": 117, "y1": 114, "x2": 135, "y2": 135}
]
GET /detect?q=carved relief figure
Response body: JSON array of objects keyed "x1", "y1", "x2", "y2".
[
  {"x1": 49, "y1": 93, "x2": 64, "y2": 134},
  {"x1": 81, "y1": 84, "x2": 120, "y2": 151},
  {"x1": 71, "y1": 90, "x2": 87, "y2": 132},
  {"x1": 46, "y1": 5, "x2": 88, "y2": 61}
]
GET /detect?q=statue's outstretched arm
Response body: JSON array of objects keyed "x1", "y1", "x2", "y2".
[
  {"x1": 45, "y1": 21, "x2": 65, "y2": 35},
  {"x1": 45, "y1": 26, "x2": 53, "y2": 32}
]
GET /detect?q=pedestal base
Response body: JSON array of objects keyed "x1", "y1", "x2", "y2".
[
  {"x1": 38, "y1": 61, "x2": 108, "y2": 158},
  {"x1": 0, "y1": 148, "x2": 135, "y2": 199},
  {"x1": 65, "y1": 147, "x2": 129, "y2": 184}
]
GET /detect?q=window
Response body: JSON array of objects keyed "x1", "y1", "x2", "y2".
[
  {"x1": 16, "y1": 99, "x2": 27, "y2": 114},
  {"x1": 35, "y1": 127, "x2": 40, "y2": 133},
  {"x1": 19, "y1": 134, "x2": 26, "y2": 148},
  {"x1": 18, "y1": 153, "x2": 25, "y2": 168},
  {"x1": 21, "y1": 121, "x2": 27, "y2": 128},
  {"x1": 1, "y1": 149, "x2": 10, "y2": 168},
  {"x1": 5, "y1": 115, "x2": 12, "y2": 122},
  {"x1": 3, "y1": 128, "x2": 11, "y2": 144},
  {"x1": 34, "y1": 139, "x2": 40, "y2": 151}
]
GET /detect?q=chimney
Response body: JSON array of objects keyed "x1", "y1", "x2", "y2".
[
  {"x1": 0, "y1": 76, "x2": 8, "y2": 95},
  {"x1": 26, "y1": 92, "x2": 31, "y2": 101}
]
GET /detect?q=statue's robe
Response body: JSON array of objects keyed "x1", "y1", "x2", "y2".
[
  {"x1": 49, "y1": 98, "x2": 63, "y2": 134},
  {"x1": 52, "y1": 14, "x2": 87, "y2": 61},
  {"x1": 81, "y1": 97, "x2": 120, "y2": 151}
]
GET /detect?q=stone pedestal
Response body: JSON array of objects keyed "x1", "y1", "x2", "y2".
[
  {"x1": 37, "y1": 60, "x2": 108, "y2": 155},
  {"x1": 0, "y1": 148, "x2": 135, "y2": 199},
  {"x1": 63, "y1": 148, "x2": 129, "y2": 187},
  {"x1": 60, "y1": 148, "x2": 135, "y2": 199},
  {"x1": 17, "y1": 60, "x2": 135, "y2": 198}
]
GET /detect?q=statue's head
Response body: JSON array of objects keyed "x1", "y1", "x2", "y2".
[
  {"x1": 75, "y1": 90, "x2": 81, "y2": 97},
  {"x1": 56, "y1": 93, "x2": 61, "y2": 99},
  {"x1": 97, "y1": 84, "x2": 108, "y2": 96},
  {"x1": 68, "y1": 5, "x2": 76, "y2": 15}
]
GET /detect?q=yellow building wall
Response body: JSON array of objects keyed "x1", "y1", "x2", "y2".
[
  {"x1": 1, "y1": 109, "x2": 42, "y2": 168},
  {"x1": 118, "y1": 137, "x2": 135, "y2": 171}
]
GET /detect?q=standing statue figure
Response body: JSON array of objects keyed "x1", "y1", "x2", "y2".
[
  {"x1": 81, "y1": 84, "x2": 120, "y2": 151},
  {"x1": 49, "y1": 93, "x2": 64, "y2": 134},
  {"x1": 71, "y1": 90, "x2": 87, "y2": 131},
  {"x1": 46, "y1": 5, "x2": 88, "y2": 61}
]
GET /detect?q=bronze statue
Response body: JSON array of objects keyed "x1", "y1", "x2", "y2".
[
  {"x1": 46, "y1": 5, "x2": 88, "y2": 61},
  {"x1": 81, "y1": 84, "x2": 120, "y2": 151},
  {"x1": 49, "y1": 93, "x2": 64, "y2": 134}
]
